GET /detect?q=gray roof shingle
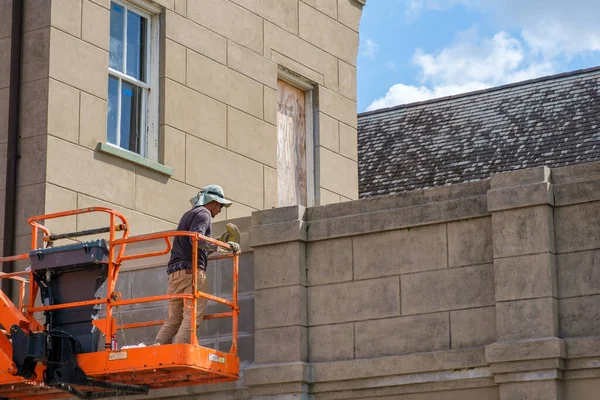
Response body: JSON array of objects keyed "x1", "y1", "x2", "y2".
[{"x1": 358, "y1": 66, "x2": 600, "y2": 198}]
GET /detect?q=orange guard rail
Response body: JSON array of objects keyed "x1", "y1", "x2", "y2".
[{"x1": 0, "y1": 207, "x2": 241, "y2": 399}]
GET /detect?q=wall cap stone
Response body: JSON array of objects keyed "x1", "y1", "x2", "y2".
[
  {"x1": 485, "y1": 337, "x2": 566, "y2": 364},
  {"x1": 243, "y1": 362, "x2": 312, "y2": 387},
  {"x1": 490, "y1": 166, "x2": 551, "y2": 189},
  {"x1": 487, "y1": 182, "x2": 554, "y2": 212}
]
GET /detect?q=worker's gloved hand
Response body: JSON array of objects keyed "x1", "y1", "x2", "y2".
[
  {"x1": 228, "y1": 242, "x2": 241, "y2": 254},
  {"x1": 217, "y1": 223, "x2": 241, "y2": 244}
]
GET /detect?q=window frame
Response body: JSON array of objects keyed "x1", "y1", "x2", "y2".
[{"x1": 107, "y1": 0, "x2": 160, "y2": 162}]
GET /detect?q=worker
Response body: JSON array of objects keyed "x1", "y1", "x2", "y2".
[{"x1": 154, "y1": 185, "x2": 241, "y2": 345}]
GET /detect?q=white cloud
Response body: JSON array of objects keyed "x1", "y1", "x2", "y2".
[
  {"x1": 367, "y1": 30, "x2": 554, "y2": 111},
  {"x1": 360, "y1": 39, "x2": 380, "y2": 60}
]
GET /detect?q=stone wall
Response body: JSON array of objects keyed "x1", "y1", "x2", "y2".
[{"x1": 113, "y1": 161, "x2": 600, "y2": 399}]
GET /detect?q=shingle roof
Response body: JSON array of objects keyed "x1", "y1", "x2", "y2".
[{"x1": 358, "y1": 66, "x2": 600, "y2": 198}]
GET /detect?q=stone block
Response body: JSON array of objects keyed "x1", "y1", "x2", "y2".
[
  {"x1": 491, "y1": 359, "x2": 564, "y2": 374},
  {"x1": 163, "y1": 79, "x2": 226, "y2": 147},
  {"x1": 255, "y1": 285, "x2": 307, "y2": 329},
  {"x1": 228, "y1": 41, "x2": 277, "y2": 88},
  {"x1": 77, "y1": 193, "x2": 176, "y2": 238},
  {"x1": 355, "y1": 313, "x2": 450, "y2": 358},
  {"x1": 82, "y1": 0, "x2": 109, "y2": 50},
  {"x1": 227, "y1": 108, "x2": 277, "y2": 168},
  {"x1": 451, "y1": 307, "x2": 496, "y2": 349},
  {"x1": 51, "y1": 0, "x2": 81, "y2": 37},
  {"x1": 263, "y1": 86, "x2": 277, "y2": 126},
  {"x1": 185, "y1": 136, "x2": 264, "y2": 210},
  {"x1": 338, "y1": 0, "x2": 363, "y2": 31},
  {"x1": 555, "y1": 178, "x2": 600, "y2": 206},
  {"x1": 187, "y1": 50, "x2": 263, "y2": 119},
  {"x1": 271, "y1": 50, "x2": 326, "y2": 88},
  {"x1": 164, "y1": 11, "x2": 226, "y2": 64},
  {"x1": 555, "y1": 202, "x2": 600, "y2": 253},
  {"x1": 187, "y1": 0, "x2": 262, "y2": 54},
  {"x1": 160, "y1": 125, "x2": 185, "y2": 182},
  {"x1": 353, "y1": 224, "x2": 447, "y2": 280},
  {"x1": 130, "y1": 268, "x2": 168, "y2": 309},
  {"x1": 308, "y1": 323, "x2": 353, "y2": 362},
  {"x1": 448, "y1": 217, "x2": 493, "y2": 267},
  {"x1": 133, "y1": 167, "x2": 197, "y2": 224},
  {"x1": 487, "y1": 182, "x2": 553, "y2": 212},
  {"x1": 299, "y1": 2, "x2": 358, "y2": 66},
  {"x1": 339, "y1": 122, "x2": 357, "y2": 161},
  {"x1": 163, "y1": 39, "x2": 186, "y2": 84},
  {"x1": 46, "y1": 136, "x2": 135, "y2": 207},
  {"x1": 44, "y1": 184, "x2": 77, "y2": 236},
  {"x1": 264, "y1": 21, "x2": 338, "y2": 90},
  {"x1": 496, "y1": 298, "x2": 558, "y2": 341},
  {"x1": 308, "y1": 277, "x2": 399, "y2": 325},
  {"x1": 565, "y1": 379, "x2": 600, "y2": 400},
  {"x1": 225, "y1": 202, "x2": 256, "y2": 220},
  {"x1": 307, "y1": 237, "x2": 352, "y2": 285},
  {"x1": 320, "y1": 86, "x2": 358, "y2": 128},
  {"x1": 230, "y1": 0, "x2": 298, "y2": 34},
  {"x1": 252, "y1": 205, "x2": 307, "y2": 226},
  {"x1": 23, "y1": 0, "x2": 51, "y2": 32},
  {"x1": 0, "y1": 38, "x2": 9, "y2": 89},
  {"x1": 152, "y1": 0, "x2": 174, "y2": 9},
  {"x1": 218, "y1": 334, "x2": 254, "y2": 363},
  {"x1": 78, "y1": 91, "x2": 107, "y2": 150},
  {"x1": 48, "y1": 79, "x2": 79, "y2": 144},
  {"x1": 303, "y1": 0, "x2": 337, "y2": 18},
  {"x1": 49, "y1": 28, "x2": 108, "y2": 99},
  {"x1": 338, "y1": 60, "x2": 357, "y2": 101},
  {"x1": 18, "y1": 135, "x2": 47, "y2": 187},
  {"x1": 318, "y1": 112, "x2": 339, "y2": 152},
  {"x1": 557, "y1": 250, "x2": 600, "y2": 298},
  {"x1": 485, "y1": 337, "x2": 565, "y2": 364},
  {"x1": 219, "y1": 252, "x2": 254, "y2": 296},
  {"x1": 0, "y1": 0, "x2": 11, "y2": 39},
  {"x1": 559, "y1": 295, "x2": 600, "y2": 338},
  {"x1": 249, "y1": 219, "x2": 307, "y2": 247},
  {"x1": 89, "y1": 0, "x2": 109, "y2": 9},
  {"x1": 499, "y1": 380, "x2": 564, "y2": 400},
  {"x1": 0, "y1": 88, "x2": 8, "y2": 143},
  {"x1": 254, "y1": 242, "x2": 306, "y2": 289},
  {"x1": 319, "y1": 188, "x2": 341, "y2": 205},
  {"x1": 319, "y1": 147, "x2": 358, "y2": 200},
  {"x1": 492, "y1": 205, "x2": 555, "y2": 258},
  {"x1": 495, "y1": 253, "x2": 556, "y2": 302},
  {"x1": 15, "y1": 183, "x2": 46, "y2": 237},
  {"x1": 21, "y1": 27, "x2": 50, "y2": 83},
  {"x1": 19, "y1": 79, "x2": 48, "y2": 139},
  {"x1": 255, "y1": 326, "x2": 307, "y2": 363},
  {"x1": 264, "y1": 165, "x2": 277, "y2": 209},
  {"x1": 174, "y1": 0, "x2": 186, "y2": 15},
  {"x1": 401, "y1": 264, "x2": 495, "y2": 315},
  {"x1": 490, "y1": 166, "x2": 550, "y2": 189}
]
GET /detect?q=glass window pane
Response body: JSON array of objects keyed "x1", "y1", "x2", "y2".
[
  {"x1": 109, "y1": 2, "x2": 124, "y2": 72},
  {"x1": 107, "y1": 76, "x2": 119, "y2": 145},
  {"x1": 120, "y1": 81, "x2": 142, "y2": 154},
  {"x1": 126, "y1": 10, "x2": 147, "y2": 81}
]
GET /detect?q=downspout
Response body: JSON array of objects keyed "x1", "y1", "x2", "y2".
[{"x1": 2, "y1": 0, "x2": 23, "y2": 298}]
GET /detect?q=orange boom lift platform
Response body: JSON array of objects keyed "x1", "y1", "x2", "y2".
[{"x1": 0, "y1": 207, "x2": 240, "y2": 399}]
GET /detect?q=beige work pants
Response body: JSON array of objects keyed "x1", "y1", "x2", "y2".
[{"x1": 155, "y1": 269, "x2": 209, "y2": 344}]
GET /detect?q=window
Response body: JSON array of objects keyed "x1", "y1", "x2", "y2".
[{"x1": 107, "y1": 0, "x2": 159, "y2": 160}]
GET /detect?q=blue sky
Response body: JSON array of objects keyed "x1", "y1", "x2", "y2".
[{"x1": 357, "y1": 0, "x2": 600, "y2": 112}]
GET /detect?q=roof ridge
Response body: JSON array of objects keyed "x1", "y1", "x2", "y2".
[{"x1": 359, "y1": 65, "x2": 600, "y2": 118}]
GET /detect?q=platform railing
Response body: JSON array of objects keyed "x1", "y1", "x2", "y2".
[{"x1": 0, "y1": 207, "x2": 240, "y2": 357}]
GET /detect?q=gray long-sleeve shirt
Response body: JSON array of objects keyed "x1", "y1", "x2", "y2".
[{"x1": 168, "y1": 206, "x2": 212, "y2": 270}]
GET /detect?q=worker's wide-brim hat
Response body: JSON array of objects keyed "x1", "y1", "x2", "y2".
[{"x1": 190, "y1": 184, "x2": 233, "y2": 208}]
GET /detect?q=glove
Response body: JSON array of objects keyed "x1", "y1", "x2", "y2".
[
  {"x1": 228, "y1": 242, "x2": 241, "y2": 254},
  {"x1": 217, "y1": 223, "x2": 241, "y2": 244}
]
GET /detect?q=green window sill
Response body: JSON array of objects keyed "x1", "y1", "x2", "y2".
[{"x1": 96, "y1": 142, "x2": 173, "y2": 177}]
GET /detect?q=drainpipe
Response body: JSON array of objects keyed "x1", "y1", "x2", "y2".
[{"x1": 3, "y1": 0, "x2": 23, "y2": 298}]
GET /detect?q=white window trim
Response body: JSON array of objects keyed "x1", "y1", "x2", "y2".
[
  {"x1": 108, "y1": 0, "x2": 160, "y2": 162},
  {"x1": 277, "y1": 67, "x2": 318, "y2": 207}
]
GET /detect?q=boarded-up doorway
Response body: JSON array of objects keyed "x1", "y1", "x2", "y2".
[{"x1": 277, "y1": 79, "x2": 307, "y2": 207}]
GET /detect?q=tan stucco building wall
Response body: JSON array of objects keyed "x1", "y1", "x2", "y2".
[{"x1": 0, "y1": 0, "x2": 363, "y2": 270}]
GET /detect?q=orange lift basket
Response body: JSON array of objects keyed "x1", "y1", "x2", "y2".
[{"x1": 0, "y1": 207, "x2": 240, "y2": 399}]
